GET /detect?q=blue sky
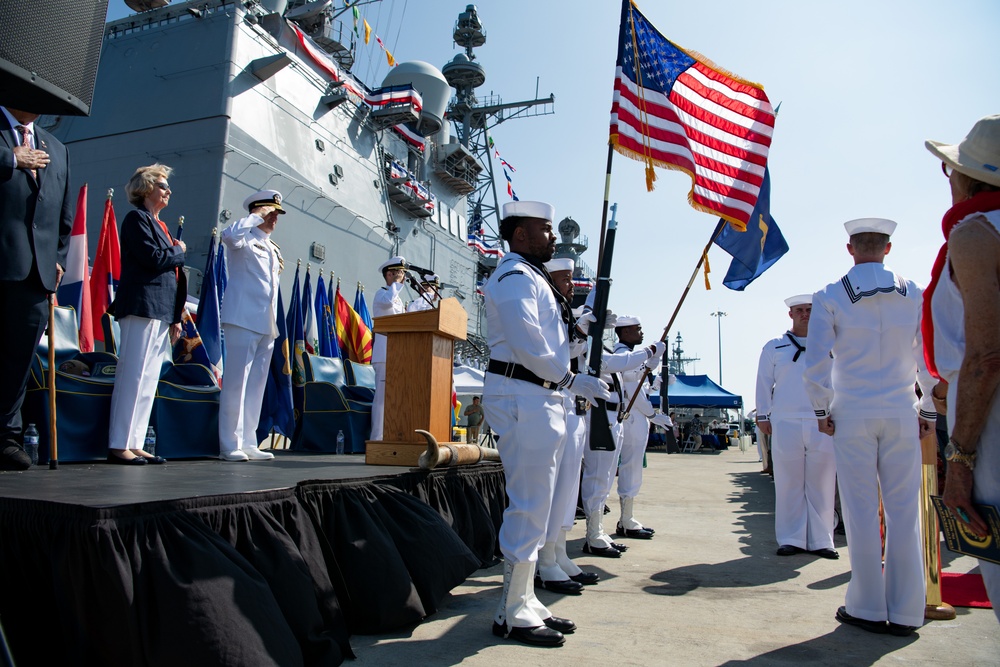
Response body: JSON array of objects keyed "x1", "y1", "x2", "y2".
[{"x1": 106, "y1": 0, "x2": 1000, "y2": 409}]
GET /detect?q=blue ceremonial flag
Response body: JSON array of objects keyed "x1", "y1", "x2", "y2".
[
  {"x1": 712, "y1": 168, "x2": 788, "y2": 291},
  {"x1": 196, "y1": 232, "x2": 224, "y2": 379},
  {"x1": 302, "y1": 267, "x2": 319, "y2": 355},
  {"x1": 256, "y1": 286, "x2": 296, "y2": 442},
  {"x1": 315, "y1": 273, "x2": 340, "y2": 358},
  {"x1": 286, "y1": 264, "x2": 306, "y2": 416},
  {"x1": 354, "y1": 284, "x2": 374, "y2": 330}
]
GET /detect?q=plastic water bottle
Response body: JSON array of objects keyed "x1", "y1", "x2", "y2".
[
  {"x1": 336, "y1": 430, "x2": 345, "y2": 455},
  {"x1": 144, "y1": 426, "x2": 157, "y2": 457},
  {"x1": 23, "y1": 424, "x2": 39, "y2": 466}
]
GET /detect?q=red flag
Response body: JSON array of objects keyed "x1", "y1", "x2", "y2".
[
  {"x1": 334, "y1": 284, "x2": 373, "y2": 363},
  {"x1": 90, "y1": 195, "x2": 120, "y2": 343},
  {"x1": 55, "y1": 185, "x2": 94, "y2": 351}
]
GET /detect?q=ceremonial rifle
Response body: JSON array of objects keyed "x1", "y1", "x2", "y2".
[{"x1": 587, "y1": 203, "x2": 618, "y2": 451}]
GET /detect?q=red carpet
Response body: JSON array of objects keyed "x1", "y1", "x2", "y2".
[{"x1": 941, "y1": 572, "x2": 993, "y2": 608}]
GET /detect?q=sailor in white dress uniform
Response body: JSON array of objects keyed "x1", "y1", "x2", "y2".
[
  {"x1": 406, "y1": 273, "x2": 440, "y2": 313},
  {"x1": 482, "y1": 201, "x2": 609, "y2": 647},
  {"x1": 755, "y1": 294, "x2": 837, "y2": 557},
  {"x1": 370, "y1": 256, "x2": 407, "y2": 441},
  {"x1": 218, "y1": 190, "x2": 285, "y2": 462},
  {"x1": 803, "y1": 218, "x2": 936, "y2": 633},
  {"x1": 612, "y1": 316, "x2": 665, "y2": 539}
]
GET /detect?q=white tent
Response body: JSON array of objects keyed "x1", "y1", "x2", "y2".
[{"x1": 453, "y1": 365, "x2": 485, "y2": 394}]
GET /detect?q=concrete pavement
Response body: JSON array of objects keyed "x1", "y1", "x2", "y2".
[{"x1": 348, "y1": 445, "x2": 999, "y2": 666}]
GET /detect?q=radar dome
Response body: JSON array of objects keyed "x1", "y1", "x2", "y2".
[{"x1": 381, "y1": 61, "x2": 449, "y2": 135}]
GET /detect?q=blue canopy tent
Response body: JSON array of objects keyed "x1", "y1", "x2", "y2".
[{"x1": 651, "y1": 374, "x2": 742, "y2": 409}]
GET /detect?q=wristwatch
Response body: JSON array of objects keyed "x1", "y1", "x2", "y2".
[{"x1": 944, "y1": 438, "x2": 977, "y2": 471}]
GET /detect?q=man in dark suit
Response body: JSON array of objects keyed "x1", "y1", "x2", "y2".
[{"x1": 0, "y1": 106, "x2": 74, "y2": 469}]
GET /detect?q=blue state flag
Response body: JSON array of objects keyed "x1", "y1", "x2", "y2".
[
  {"x1": 257, "y1": 286, "x2": 295, "y2": 442},
  {"x1": 354, "y1": 284, "x2": 374, "y2": 330},
  {"x1": 196, "y1": 232, "x2": 224, "y2": 378},
  {"x1": 286, "y1": 264, "x2": 306, "y2": 417},
  {"x1": 315, "y1": 273, "x2": 341, "y2": 358},
  {"x1": 712, "y1": 168, "x2": 788, "y2": 291}
]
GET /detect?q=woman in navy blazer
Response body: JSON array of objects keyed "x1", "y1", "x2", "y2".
[{"x1": 107, "y1": 164, "x2": 186, "y2": 464}]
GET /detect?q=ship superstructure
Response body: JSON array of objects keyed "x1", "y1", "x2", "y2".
[{"x1": 47, "y1": 0, "x2": 553, "y2": 359}]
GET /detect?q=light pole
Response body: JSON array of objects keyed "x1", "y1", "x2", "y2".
[{"x1": 710, "y1": 311, "x2": 727, "y2": 385}]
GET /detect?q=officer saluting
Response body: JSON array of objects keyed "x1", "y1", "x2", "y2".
[
  {"x1": 371, "y1": 256, "x2": 407, "y2": 441},
  {"x1": 483, "y1": 201, "x2": 609, "y2": 647},
  {"x1": 218, "y1": 189, "x2": 285, "y2": 461},
  {"x1": 406, "y1": 273, "x2": 440, "y2": 312}
]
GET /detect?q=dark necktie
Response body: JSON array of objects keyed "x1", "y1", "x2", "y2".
[{"x1": 16, "y1": 125, "x2": 37, "y2": 180}]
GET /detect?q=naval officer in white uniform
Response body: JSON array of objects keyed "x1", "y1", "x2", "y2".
[
  {"x1": 370, "y1": 256, "x2": 407, "y2": 441},
  {"x1": 218, "y1": 190, "x2": 285, "y2": 461},
  {"x1": 803, "y1": 218, "x2": 936, "y2": 636},
  {"x1": 756, "y1": 294, "x2": 838, "y2": 558},
  {"x1": 612, "y1": 315, "x2": 665, "y2": 540},
  {"x1": 483, "y1": 201, "x2": 609, "y2": 647},
  {"x1": 406, "y1": 273, "x2": 440, "y2": 312}
]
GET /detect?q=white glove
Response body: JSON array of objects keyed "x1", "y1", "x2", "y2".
[
  {"x1": 650, "y1": 413, "x2": 672, "y2": 428},
  {"x1": 604, "y1": 310, "x2": 618, "y2": 329},
  {"x1": 576, "y1": 310, "x2": 597, "y2": 335},
  {"x1": 566, "y1": 373, "x2": 611, "y2": 406},
  {"x1": 646, "y1": 341, "x2": 666, "y2": 361}
]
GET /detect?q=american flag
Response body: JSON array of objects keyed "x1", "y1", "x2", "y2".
[{"x1": 610, "y1": 0, "x2": 775, "y2": 230}]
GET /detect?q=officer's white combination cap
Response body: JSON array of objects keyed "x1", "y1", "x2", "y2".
[
  {"x1": 784, "y1": 294, "x2": 812, "y2": 308},
  {"x1": 544, "y1": 258, "x2": 574, "y2": 273},
  {"x1": 616, "y1": 315, "x2": 641, "y2": 327},
  {"x1": 243, "y1": 189, "x2": 286, "y2": 213},
  {"x1": 844, "y1": 218, "x2": 896, "y2": 236},
  {"x1": 502, "y1": 200, "x2": 555, "y2": 221},
  {"x1": 420, "y1": 273, "x2": 440, "y2": 284},
  {"x1": 378, "y1": 256, "x2": 407, "y2": 272}
]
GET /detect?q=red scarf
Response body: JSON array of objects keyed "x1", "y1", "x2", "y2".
[{"x1": 922, "y1": 190, "x2": 1000, "y2": 378}]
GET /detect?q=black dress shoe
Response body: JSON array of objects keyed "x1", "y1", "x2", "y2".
[
  {"x1": 543, "y1": 616, "x2": 576, "y2": 634},
  {"x1": 616, "y1": 523, "x2": 654, "y2": 539},
  {"x1": 835, "y1": 606, "x2": 888, "y2": 634},
  {"x1": 610, "y1": 541, "x2": 629, "y2": 552},
  {"x1": 142, "y1": 455, "x2": 167, "y2": 465},
  {"x1": 534, "y1": 575, "x2": 584, "y2": 595},
  {"x1": 582, "y1": 542, "x2": 621, "y2": 558},
  {"x1": 569, "y1": 571, "x2": 600, "y2": 585},
  {"x1": 1, "y1": 442, "x2": 31, "y2": 471},
  {"x1": 492, "y1": 622, "x2": 565, "y2": 646},
  {"x1": 887, "y1": 622, "x2": 918, "y2": 637},
  {"x1": 810, "y1": 548, "x2": 839, "y2": 560},
  {"x1": 776, "y1": 544, "x2": 804, "y2": 556},
  {"x1": 107, "y1": 453, "x2": 146, "y2": 465}
]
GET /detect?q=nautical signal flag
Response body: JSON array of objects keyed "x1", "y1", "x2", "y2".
[
  {"x1": 90, "y1": 193, "x2": 120, "y2": 345},
  {"x1": 610, "y1": 0, "x2": 776, "y2": 230},
  {"x1": 712, "y1": 167, "x2": 788, "y2": 290},
  {"x1": 56, "y1": 184, "x2": 93, "y2": 352}
]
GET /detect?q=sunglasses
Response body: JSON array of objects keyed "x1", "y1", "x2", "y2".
[
  {"x1": 155, "y1": 182, "x2": 171, "y2": 191},
  {"x1": 941, "y1": 162, "x2": 953, "y2": 178}
]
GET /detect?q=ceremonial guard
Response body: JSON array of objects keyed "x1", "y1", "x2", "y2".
[
  {"x1": 612, "y1": 316, "x2": 665, "y2": 539},
  {"x1": 580, "y1": 328, "x2": 664, "y2": 557},
  {"x1": 534, "y1": 258, "x2": 600, "y2": 594},
  {"x1": 755, "y1": 295, "x2": 837, "y2": 557},
  {"x1": 482, "y1": 201, "x2": 609, "y2": 647},
  {"x1": 803, "y1": 218, "x2": 936, "y2": 636},
  {"x1": 370, "y1": 256, "x2": 407, "y2": 441},
  {"x1": 218, "y1": 190, "x2": 285, "y2": 461},
  {"x1": 406, "y1": 273, "x2": 441, "y2": 312}
]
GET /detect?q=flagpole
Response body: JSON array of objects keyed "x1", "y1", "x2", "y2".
[
  {"x1": 621, "y1": 219, "x2": 727, "y2": 419},
  {"x1": 47, "y1": 295, "x2": 58, "y2": 469}
]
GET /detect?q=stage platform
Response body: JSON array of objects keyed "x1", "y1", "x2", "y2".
[{"x1": 0, "y1": 452, "x2": 506, "y2": 667}]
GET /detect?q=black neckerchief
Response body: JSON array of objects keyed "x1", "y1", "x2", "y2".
[
  {"x1": 517, "y1": 252, "x2": 576, "y2": 339},
  {"x1": 785, "y1": 332, "x2": 805, "y2": 362}
]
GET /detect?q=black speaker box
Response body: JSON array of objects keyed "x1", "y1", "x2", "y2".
[{"x1": 0, "y1": 0, "x2": 110, "y2": 116}]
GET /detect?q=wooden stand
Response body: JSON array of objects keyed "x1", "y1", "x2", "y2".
[
  {"x1": 921, "y1": 432, "x2": 956, "y2": 620},
  {"x1": 366, "y1": 298, "x2": 468, "y2": 466}
]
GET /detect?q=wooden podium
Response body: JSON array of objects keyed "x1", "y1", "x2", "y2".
[{"x1": 365, "y1": 297, "x2": 468, "y2": 466}]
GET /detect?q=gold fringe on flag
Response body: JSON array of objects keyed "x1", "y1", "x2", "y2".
[
  {"x1": 627, "y1": 2, "x2": 657, "y2": 192},
  {"x1": 702, "y1": 250, "x2": 711, "y2": 290}
]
